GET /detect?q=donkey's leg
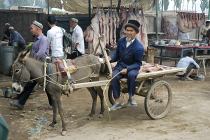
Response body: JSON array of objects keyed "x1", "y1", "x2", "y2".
[
  {"x1": 46, "y1": 88, "x2": 58, "y2": 127},
  {"x1": 49, "y1": 98, "x2": 58, "y2": 127},
  {"x1": 96, "y1": 87, "x2": 105, "y2": 115},
  {"x1": 56, "y1": 94, "x2": 67, "y2": 135},
  {"x1": 87, "y1": 87, "x2": 97, "y2": 117}
]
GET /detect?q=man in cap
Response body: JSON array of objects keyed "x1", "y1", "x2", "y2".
[
  {"x1": 10, "y1": 20, "x2": 52, "y2": 110},
  {"x1": 8, "y1": 26, "x2": 26, "y2": 52},
  {"x1": 109, "y1": 19, "x2": 144, "y2": 111},
  {"x1": 30, "y1": 20, "x2": 49, "y2": 61},
  {"x1": 67, "y1": 18, "x2": 85, "y2": 59}
]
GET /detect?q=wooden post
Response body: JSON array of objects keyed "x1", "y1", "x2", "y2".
[
  {"x1": 99, "y1": 36, "x2": 113, "y2": 77},
  {"x1": 47, "y1": 0, "x2": 50, "y2": 15}
]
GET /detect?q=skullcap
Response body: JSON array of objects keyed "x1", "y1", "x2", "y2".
[
  {"x1": 5, "y1": 23, "x2": 10, "y2": 26},
  {"x1": 8, "y1": 26, "x2": 14, "y2": 30},
  {"x1": 70, "y1": 18, "x2": 78, "y2": 23},
  {"x1": 32, "y1": 20, "x2": 43, "y2": 29}
]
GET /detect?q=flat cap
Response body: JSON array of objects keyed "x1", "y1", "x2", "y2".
[
  {"x1": 32, "y1": 20, "x2": 43, "y2": 29},
  {"x1": 70, "y1": 18, "x2": 78, "y2": 23}
]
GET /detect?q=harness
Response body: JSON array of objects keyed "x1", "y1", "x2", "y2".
[{"x1": 44, "y1": 59, "x2": 75, "y2": 95}]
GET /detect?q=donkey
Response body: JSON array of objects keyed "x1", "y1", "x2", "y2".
[{"x1": 12, "y1": 51, "x2": 105, "y2": 135}]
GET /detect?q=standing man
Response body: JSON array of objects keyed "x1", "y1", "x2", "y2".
[
  {"x1": 8, "y1": 26, "x2": 26, "y2": 52},
  {"x1": 10, "y1": 20, "x2": 51, "y2": 109},
  {"x1": 110, "y1": 20, "x2": 144, "y2": 111},
  {"x1": 67, "y1": 18, "x2": 85, "y2": 59},
  {"x1": 200, "y1": 20, "x2": 210, "y2": 42},
  {"x1": 47, "y1": 15, "x2": 64, "y2": 61}
]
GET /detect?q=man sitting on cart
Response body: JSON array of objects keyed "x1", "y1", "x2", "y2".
[
  {"x1": 110, "y1": 20, "x2": 144, "y2": 111},
  {"x1": 176, "y1": 51, "x2": 200, "y2": 80}
]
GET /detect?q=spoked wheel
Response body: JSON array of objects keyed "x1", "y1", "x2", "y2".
[{"x1": 144, "y1": 80, "x2": 172, "y2": 119}]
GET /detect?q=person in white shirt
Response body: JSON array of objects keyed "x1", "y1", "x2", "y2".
[
  {"x1": 176, "y1": 51, "x2": 200, "y2": 80},
  {"x1": 47, "y1": 15, "x2": 64, "y2": 61},
  {"x1": 67, "y1": 18, "x2": 85, "y2": 59}
]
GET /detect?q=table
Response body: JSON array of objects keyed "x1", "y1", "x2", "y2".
[
  {"x1": 194, "y1": 46, "x2": 210, "y2": 56},
  {"x1": 151, "y1": 45, "x2": 194, "y2": 64}
]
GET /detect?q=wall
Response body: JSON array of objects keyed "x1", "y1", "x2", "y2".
[{"x1": 0, "y1": 10, "x2": 91, "y2": 43}]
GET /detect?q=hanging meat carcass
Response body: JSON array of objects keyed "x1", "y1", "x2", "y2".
[
  {"x1": 177, "y1": 12, "x2": 205, "y2": 33},
  {"x1": 84, "y1": 5, "x2": 148, "y2": 55}
]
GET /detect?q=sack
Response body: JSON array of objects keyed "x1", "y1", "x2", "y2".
[{"x1": 60, "y1": 28, "x2": 72, "y2": 53}]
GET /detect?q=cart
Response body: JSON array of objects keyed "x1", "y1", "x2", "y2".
[{"x1": 73, "y1": 67, "x2": 185, "y2": 120}]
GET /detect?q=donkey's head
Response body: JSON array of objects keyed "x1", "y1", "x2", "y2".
[{"x1": 12, "y1": 50, "x2": 31, "y2": 93}]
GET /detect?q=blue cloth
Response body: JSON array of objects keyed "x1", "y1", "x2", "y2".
[
  {"x1": 9, "y1": 30, "x2": 26, "y2": 48},
  {"x1": 0, "y1": 116, "x2": 9, "y2": 140},
  {"x1": 177, "y1": 56, "x2": 200, "y2": 69},
  {"x1": 111, "y1": 37, "x2": 144, "y2": 99},
  {"x1": 31, "y1": 34, "x2": 49, "y2": 61}
]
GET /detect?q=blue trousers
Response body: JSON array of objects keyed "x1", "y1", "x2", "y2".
[{"x1": 111, "y1": 69, "x2": 139, "y2": 99}]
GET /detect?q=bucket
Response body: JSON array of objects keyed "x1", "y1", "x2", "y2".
[
  {"x1": 0, "y1": 45, "x2": 17, "y2": 75},
  {"x1": 3, "y1": 87, "x2": 13, "y2": 98}
]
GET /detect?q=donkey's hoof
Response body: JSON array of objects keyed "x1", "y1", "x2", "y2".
[
  {"x1": 87, "y1": 116, "x2": 94, "y2": 120},
  {"x1": 49, "y1": 122, "x2": 56, "y2": 127},
  {"x1": 88, "y1": 113, "x2": 95, "y2": 117},
  {"x1": 98, "y1": 114, "x2": 104, "y2": 118},
  {"x1": 61, "y1": 130, "x2": 67, "y2": 136}
]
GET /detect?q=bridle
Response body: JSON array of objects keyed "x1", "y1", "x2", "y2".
[{"x1": 12, "y1": 62, "x2": 27, "y2": 84}]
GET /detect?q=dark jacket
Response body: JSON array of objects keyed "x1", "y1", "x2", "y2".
[
  {"x1": 9, "y1": 30, "x2": 26, "y2": 49},
  {"x1": 111, "y1": 37, "x2": 144, "y2": 71}
]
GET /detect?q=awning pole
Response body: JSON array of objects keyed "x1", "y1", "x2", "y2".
[
  {"x1": 208, "y1": 0, "x2": 210, "y2": 19},
  {"x1": 156, "y1": 0, "x2": 159, "y2": 40},
  {"x1": 88, "y1": 0, "x2": 92, "y2": 18},
  {"x1": 47, "y1": 0, "x2": 49, "y2": 15},
  {"x1": 117, "y1": 0, "x2": 122, "y2": 14}
]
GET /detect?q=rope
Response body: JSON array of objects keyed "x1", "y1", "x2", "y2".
[
  {"x1": 102, "y1": 70, "x2": 122, "y2": 121},
  {"x1": 17, "y1": 59, "x2": 125, "y2": 120},
  {"x1": 21, "y1": 63, "x2": 101, "y2": 83}
]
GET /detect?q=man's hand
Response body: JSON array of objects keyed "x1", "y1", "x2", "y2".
[{"x1": 121, "y1": 68, "x2": 127, "y2": 75}]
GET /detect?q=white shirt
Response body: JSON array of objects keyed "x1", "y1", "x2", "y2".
[
  {"x1": 72, "y1": 25, "x2": 85, "y2": 54},
  {"x1": 126, "y1": 38, "x2": 135, "y2": 48},
  {"x1": 47, "y1": 25, "x2": 64, "y2": 57},
  {"x1": 177, "y1": 56, "x2": 200, "y2": 69}
]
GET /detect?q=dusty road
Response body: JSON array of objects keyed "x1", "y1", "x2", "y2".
[{"x1": 0, "y1": 71, "x2": 210, "y2": 140}]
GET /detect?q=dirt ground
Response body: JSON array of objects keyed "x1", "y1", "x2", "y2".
[{"x1": 0, "y1": 68, "x2": 210, "y2": 140}]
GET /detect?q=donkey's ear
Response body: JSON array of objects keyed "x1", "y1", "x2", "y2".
[
  {"x1": 19, "y1": 49, "x2": 30, "y2": 59},
  {"x1": 19, "y1": 49, "x2": 30, "y2": 63}
]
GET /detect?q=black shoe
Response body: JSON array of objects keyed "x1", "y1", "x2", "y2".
[{"x1": 10, "y1": 100, "x2": 24, "y2": 110}]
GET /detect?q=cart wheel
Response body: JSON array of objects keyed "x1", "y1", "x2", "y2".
[
  {"x1": 144, "y1": 80, "x2": 172, "y2": 119},
  {"x1": 108, "y1": 85, "x2": 115, "y2": 105}
]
